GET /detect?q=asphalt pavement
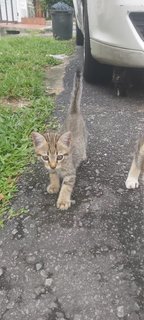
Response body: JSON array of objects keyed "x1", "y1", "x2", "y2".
[{"x1": 0, "y1": 47, "x2": 144, "y2": 320}]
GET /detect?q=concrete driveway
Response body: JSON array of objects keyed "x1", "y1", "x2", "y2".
[{"x1": 0, "y1": 47, "x2": 144, "y2": 320}]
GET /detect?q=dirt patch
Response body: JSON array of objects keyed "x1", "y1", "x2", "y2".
[
  {"x1": 0, "y1": 98, "x2": 30, "y2": 110},
  {"x1": 45, "y1": 57, "x2": 69, "y2": 96}
]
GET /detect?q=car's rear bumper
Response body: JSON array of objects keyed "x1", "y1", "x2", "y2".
[{"x1": 91, "y1": 39, "x2": 144, "y2": 68}]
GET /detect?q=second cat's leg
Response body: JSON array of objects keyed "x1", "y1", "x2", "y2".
[
  {"x1": 47, "y1": 172, "x2": 60, "y2": 194},
  {"x1": 125, "y1": 158, "x2": 140, "y2": 189},
  {"x1": 57, "y1": 175, "x2": 76, "y2": 210}
]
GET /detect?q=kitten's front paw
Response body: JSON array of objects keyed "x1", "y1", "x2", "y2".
[
  {"x1": 125, "y1": 177, "x2": 139, "y2": 189},
  {"x1": 47, "y1": 184, "x2": 59, "y2": 194},
  {"x1": 57, "y1": 198, "x2": 71, "y2": 210}
]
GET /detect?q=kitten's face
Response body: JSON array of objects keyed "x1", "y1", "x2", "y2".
[{"x1": 32, "y1": 131, "x2": 71, "y2": 171}]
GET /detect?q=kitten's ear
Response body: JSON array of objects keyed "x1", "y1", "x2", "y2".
[
  {"x1": 59, "y1": 131, "x2": 71, "y2": 147},
  {"x1": 31, "y1": 132, "x2": 46, "y2": 148}
]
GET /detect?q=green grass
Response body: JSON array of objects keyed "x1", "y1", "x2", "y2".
[
  {"x1": 0, "y1": 97, "x2": 54, "y2": 203},
  {"x1": 0, "y1": 36, "x2": 74, "y2": 221},
  {"x1": 0, "y1": 36, "x2": 74, "y2": 99}
]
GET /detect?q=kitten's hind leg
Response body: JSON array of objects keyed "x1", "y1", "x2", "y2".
[
  {"x1": 47, "y1": 173, "x2": 60, "y2": 194},
  {"x1": 57, "y1": 175, "x2": 76, "y2": 210},
  {"x1": 125, "y1": 158, "x2": 140, "y2": 189}
]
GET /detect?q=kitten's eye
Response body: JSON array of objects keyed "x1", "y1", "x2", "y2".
[
  {"x1": 42, "y1": 155, "x2": 49, "y2": 161},
  {"x1": 57, "y1": 155, "x2": 63, "y2": 161}
]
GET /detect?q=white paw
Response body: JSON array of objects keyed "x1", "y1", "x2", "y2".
[
  {"x1": 125, "y1": 177, "x2": 139, "y2": 189},
  {"x1": 47, "y1": 185, "x2": 59, "y2": 194},
  {"x1": 57, "y1": 199, "x2": 71, "y2": 210}
]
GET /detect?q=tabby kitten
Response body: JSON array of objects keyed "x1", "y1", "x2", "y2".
[
  {"x1": 32, "y1": 70, "x2": 87, "y2": 210},
  {"x1": 125, "y1": 136, "x2": 144, "y2": 189}
]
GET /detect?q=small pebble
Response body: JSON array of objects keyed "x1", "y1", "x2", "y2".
[
  {"x1": 117, "y1": 306, "x2": 124, "y2": 318},
  {"x1": 36, "y1": 263, "x2": 43, "y2": 271},
  {"x1": 78, "y1": 221, "x2": 83, "y2": 227},
  {"x1": 0, "y1": 249, "x2": 3, "y2": 257},
  {"x1": 56, "y1": 312, "x2": 64, "y2": 318},
  {"x1": 7, "y1": 301, "x2": 15, "y2": 309},
  {"x1": 40, "y1": 270, "x2": 47, "y2": 278},
  {"x1": 45, "y1": 278, "x2": 53, "y2": 287},
  {"x1": 96, "y1": 273, "x2": 102, "y2": 281},
  {"x1": 17, "y1": 234, "x2": 22, "y2": 239},
  {"x1": 134, "y1": 302, "x2": 140, "y2": 311},
  {"x1": 117, "y1": 188, "x2": 124, "y2": 194},
  {"x1": 23, "y1": 228, "x2": 29, "y2": 234},
  {"x1": 12, "y1": 229, "x2": 18, "y2": 235},
  {"x1": 0, "y1": 268, "x2": 3, "y2": 276},
  {"x1": 74, "y1": 315, "x2": 82, "y2": 320},
  {"x1": 131, "y1": 250, "x2": 136, "y2": 255},
  {"x1": 26, "y1": 255, "x2": 36, "y2": 264},
  {"x1": 34, "y1": 286, "x2": 45, "y2": 296},
  {"x1": 118, "y1": 264, "x2": 124, "y2": 271}
]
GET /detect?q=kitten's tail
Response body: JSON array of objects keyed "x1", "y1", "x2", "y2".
[{"x1": 69, "y1": 69, "x2": 83, "y2": 114}]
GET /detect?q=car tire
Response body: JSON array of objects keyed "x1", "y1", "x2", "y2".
[
  {"x1": 83, "y1": 1, "x2": 112, "y2": 84},
  {"x1": 76, "y1": 22, "x2": 84, "y2": 46}
]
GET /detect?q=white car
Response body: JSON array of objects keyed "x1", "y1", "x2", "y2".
[{"x1": 73, "y1": 0, "x2": 144, "y2": 95}]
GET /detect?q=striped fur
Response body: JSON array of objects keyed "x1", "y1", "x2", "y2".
[{"x1": 32, "y1": 69, "x2": 87, "y2": 210}]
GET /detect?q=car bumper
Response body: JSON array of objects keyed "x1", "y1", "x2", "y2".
[{"x1": 91, "y1": 39, "x2": 144, "y2": 68}]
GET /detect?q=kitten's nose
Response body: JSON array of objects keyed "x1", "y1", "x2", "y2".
[{"x1": 50, "y1": 163, "x2": 56, "y2": 169}]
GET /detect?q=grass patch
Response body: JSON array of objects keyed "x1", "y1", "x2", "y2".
[
  {"x1": 0, "y1": 36, "x2": 74, "y2": 99},
  {"x1": 0, "y1": 35, "x2": 74, "y2": 221},
  {"x1": 0, "y1": 97, "x2": 55, "y2": 219}
]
